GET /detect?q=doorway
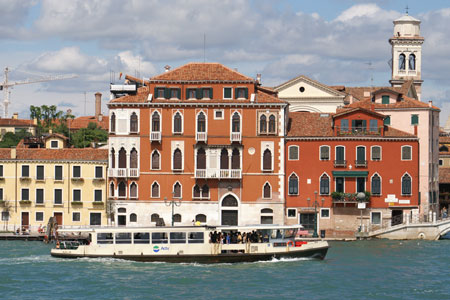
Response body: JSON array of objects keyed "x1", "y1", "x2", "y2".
[
  {"x1": 54, "y1": 212, "x2": 63, "y2": 226},
  {"x1": 221, "y1": 195, "x2": 238, "y2": 225},
  {"x1": 21, "y1": 212, "x2": 29, "y2": 229},
  {"x1": 391, "y1": 210, "x2": 403, "y2": 226},
  {"x1": 118, "y1": 215, "x2": 127, "y2": 226}
]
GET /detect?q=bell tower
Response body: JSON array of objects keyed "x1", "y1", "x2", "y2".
[{"x1": 389, "y1": 13, "x2": 424, "y2": 100}]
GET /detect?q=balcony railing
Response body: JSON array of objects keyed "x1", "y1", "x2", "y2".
[
  {"x1": 231, "y1": 132, "x2": 241, "y2": 143},
  {"x1": 195, "y1": 168, "x2": 241, "y2": 179},
  {"x1": 336, "y1": 126, "x2": 382, "y2": 137},
  {"x1": 334, "y1": 160, "x2": 347, "y2": 167},
  {"x1": 150, "y1": 131, "x2": 161, "y2": 142},
  {"x1": 354, "y1": 160, "x2": 367, "y2": 167},
  {"x1": 108, "y1": 168, "x2": 139, "y2": 178},
  {"x1": 332, "y1": 192, "x2": 371, "y2": 203},
  {"x1": 128, "y1": 168, "x2": 139, "y2": 177},
  {"x1": 196, "y1": 132, "x2": 207, "y2": 142}
]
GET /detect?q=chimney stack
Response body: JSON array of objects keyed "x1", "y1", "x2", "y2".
[
  {"x1": 164, "y1": 65, "x2": 171, "y2": 72},
  {"x1": 12, "y1": 113, "x2": 18, "y2": 119},
  {"x1": 256, "y1": 74, "x2": 261, "y2": 85},
  {"x1": 428, "y1": 100, "x2": 433, "y2": 107},
  {"x1": 95, "y1": 92, "x2": 102, "y2": 119}
]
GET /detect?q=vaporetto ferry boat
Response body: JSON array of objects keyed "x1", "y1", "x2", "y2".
[{"x1": 50, "y1": 225, "x2": 329, "y2": 263}]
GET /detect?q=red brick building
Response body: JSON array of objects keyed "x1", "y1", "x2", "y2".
[
  {"x1": 107, "y1": 63, "x2": 287, "y2": 226},
  {"x1": 285, "y1": 108, "x2": 419, "y2": 238}
]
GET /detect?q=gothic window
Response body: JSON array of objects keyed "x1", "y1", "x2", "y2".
[
  {"x1": 151, "y1": 150, "x2": 160, "y2": 170},
  {"x1": 268, "y1": 115, "x2": 276, "y2": 133},
  {"x1": 263, "y1": 182, "x2": 271, "y2": 199},
  {"x1": 232, "y1": 112, "x2": 240, "y2": 133},
  {"x1": 130, "y1": 182, "x2": 137, "y2": 198},
  {"x1": 173, "y1": 182, "x2": 181, "y2": 198},
  {"x1": 173, "y1": 214, "x2": 182, "y2": 223},
  {"x1": 231, "y1": 148, "x2": 240, "y2": 169},
  {"x1": 195, "y1": 214, "x2": 207, "y2": 223},
  {"x1": 372, "y1": 174, "x2": 381, "y2": 195},
  {"x1": 152, "y1": 111, "x2": 160, "y2": 132},
  {"x1": 288, "y1": 174, "x2": 298, "y2": 195},
  {"x1": 197, "y1": 148, "x2": 206, "y2": 169},
  {"x1": 409, "y1": 54, "x2": 416, "y2": 70},
  {"x1": 193, "y1": 185, "x2": 201, "y2": 198},
  {"x1": 399, "y1": 53, "x2": 406, "y2": 70},
  {"x1": 118, "y1": 181, "x2": 126, "y2": 197},
  {"x1": 222, "y1": 196, "x2": 238, "y2": 207},
  {"x1": 130, "y1": 214, "x2": 137, "y2": 222},
  {"x1": 320, "y1": 175, "x2": 329, "y2": 195},
  {"x1": 197, "y1": 112, "x2": 206, "y2": 132},
  {"x1": 401, "y1": 174, "x2": 412, "y2": 195},
  {"x1": 263, "y1": 149, "x2": 272, "y2": 171},
  {"x1": 110, "y1": 113, "x2": 116, "y2": 133},
  {"x1": 173, "y1": 112, "x2": 182, "y2": 133},
  {"x1": 220, "y1": 148, "x2": 229, "y2": 169},
  {"x1": 201, "y1": 185, "x2": 209, "y2": 198},
  {"x1": 130, "y1": 148, "x2": 138, "y2": 169},
  {"x1": 109, "y1": 182, "x2": 115, "y2": 197},
  {"x1": 173, "y1": 149, "x2": 182, "y2": 170},
  {"x1": 151, "y1": 182, "x2": 160, "y2": 198},
  {"x1": 259, "y1": 115, "x2": 267, "y2": 133},
  {"x1": 118, "y1": 148, "x2": 126, "y2": 168},
  {"x1": 110, "y1": 148, "x2": 115, "y2": 168},
  {"x1": 130, "y1": 112, "x2": 138, "y2": 133}
]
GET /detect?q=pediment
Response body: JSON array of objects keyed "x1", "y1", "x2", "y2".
[{"x1": 274, "y1": 75, "x2": 345, "y2": 99}]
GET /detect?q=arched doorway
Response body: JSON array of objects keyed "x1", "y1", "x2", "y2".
[{"x1": 221, "y1": 194, "x2": 238, "y2": 225}]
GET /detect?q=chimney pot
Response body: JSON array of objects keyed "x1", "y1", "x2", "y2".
[
  {"x1": 429, "y1": 100, "x2": 433, "y2": 107},
  {"x1": 12, "y1": 113, "x2": 18, "y2": 119},
  {"x1": 95, "y1": 92, "x2": 102, "y2": 118},
  {"x1": 164, "y1": 65, "x2": 171, "y2": 72}
]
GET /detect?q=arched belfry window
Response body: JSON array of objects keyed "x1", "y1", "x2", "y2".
[
  {"x1": 399, "y1": 53, "x2": 406, "y2": 70},
  {"x1": 232, "y1": 112, "x2": 240, "y2": 133},
  {"x1": 409, "y1": 54, "x2": 416, "y2": 70},
  {"x1": 197, "y1": 112, "x2": 206, "y2": 132},
  {"x1": 152, "y1": 111, "x2": 160, "y2": 132},
  {"x1": 110, "y1": 113, "x2": 116, "y2": 133},
  {"x1": 130, "y1": 112, "x2": 138, "y2": 133}
]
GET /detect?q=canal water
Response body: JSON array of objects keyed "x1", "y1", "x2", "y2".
[{"x1": 0, "y1": 240, "x2": 449, "y2": 299}]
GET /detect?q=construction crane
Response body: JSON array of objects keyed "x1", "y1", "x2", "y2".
[{"x1": 0, "y1": 67, "x2": 78, "y2": 118}]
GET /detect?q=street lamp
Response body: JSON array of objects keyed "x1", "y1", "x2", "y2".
[
  {"x1": 307, "y1": 191, "x2": 325, "y2": 238},
  {"x1": 165, "y1": 192, "x2": 181, "y2": 227}
]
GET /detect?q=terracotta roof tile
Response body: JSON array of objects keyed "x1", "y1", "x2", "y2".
[
  {"x1": 67, "y1": 116, "x2": 109, "y2": 130},
  {"x1": 0, "y1": 118, "x2": 36, "y2": 127},
  {"x1": 345, "y1": 96, "x2": 439, "y2": 110},
  {"x1": 0, "y1": 148, "x2": 108, "y2": 161}
]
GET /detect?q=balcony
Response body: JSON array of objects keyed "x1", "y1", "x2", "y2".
[
  {"x1": 336, "y1": 126, "x2": 382, "y2": 137},
  {"x1": 334, "y1": 160, "x2": 347, "y2": 168},
  {"x1": 231, "y1": 132, "x2": 241, "y2": 143},
  {"x1": 354, "y1": 160, "x2": 367, "y2": 168},
  {"x1": 196, "y1": 132, "x2": 207, "y2": 143},
  {"x1": 195, "y1": 168, "x2": 242, "y2": 179},
  {"x1": 108, "y1": 168, "x2": 139, "y2": 178},
  {"x1": 128, "y1": 168, "x2": 139, "y2": 178},
  {"x1": 150, "y1": 131, "x2": 161, "y2": 142},
  {"x1": 332, "y1": 192, "x2": 371, "y2": 204}
]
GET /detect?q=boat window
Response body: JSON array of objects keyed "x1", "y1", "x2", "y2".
[
  {"x1": 97, "y1": 233, "x2": 113, "y2": 244},
  {"x1": 188, "y1": 232, "x2": 204, "y2": 244},
  {"x1": 133, "y1": 232, "x2": 150, "y2": 244},
  {"x1": 284, "y1": 229, "x2": 297, "y2": 239},
  {"x1": 151, "y1": 232, "x2": 168, "y2": 244},
  {"x1": 170, "y1": 232, "x2": 186, "y2": 244},
  {"x1": 115, "y1": 232, "x2": 132, "y2": 244},
  {"x1": 270, "y1": 230, "x2": 283, "y2": 239}
]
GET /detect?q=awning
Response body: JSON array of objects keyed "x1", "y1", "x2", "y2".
[{"x1": 332, "y1": 171, "x2": 369, "y2": 177}]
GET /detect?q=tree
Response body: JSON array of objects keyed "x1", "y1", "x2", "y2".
[
  {"x1": 30, "y1": 104, "x2": 65, "y2": 135},
  {"x1": 0, "y1": 130, "x2": 31, "y2": 148},
  {"x1": 71, "y1": 122, "x2": 108, "y2": 148}
]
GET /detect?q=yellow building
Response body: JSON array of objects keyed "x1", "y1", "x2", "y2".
[
  {"x1": 0, "y1": 136, "x2": 108, "y2": 232},
  {"x1": 0, "y1": 113, "x2": 37, "y2": 140}
]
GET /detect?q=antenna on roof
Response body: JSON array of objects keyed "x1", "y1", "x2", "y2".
[
  {"x1": 365, "y1": 62, "x2": 374, "y2": 87},
  {"x1": 84, "y1": 91, "x2": 86, "y2": 116},
  {"x1": 405, "y1": 4, "x2": 409, "y2": 15},
  {"x1": 203, "y1": 33, "x2": 206, "y2": 63}
]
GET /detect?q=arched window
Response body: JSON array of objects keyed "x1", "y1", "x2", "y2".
[
  {"x1": 151, "y1": 150, "x2": 160, "y2": 170},
  {"x1": 440, "y1": 145, "x2": 449, "y2": 152},
  {"x1": 261, "y1": 208, "x2": 273, "y2": 214},
  {"x1": 193, "y1": 185, "x2": 201, "y2": 198},
  {"x1": 173, "y1": 149, "x2": 182, "y2": 170},
  {"x1": 151, "y1": 213, "x2": 160, "y2": 222},
  {"x1": 118, "y1": 147, "x2": 127, "y2": 168},
  {"x1": 372, "y1": 174, "x2": 381, "y2": 195},
  {"x1": 130, "y1": 112, "x2": 138, "y2": 133},
  {"x1": 231, "y1": 148, "x2": 240, "y2": 169},
  {"x1": 110, "y1": 148, "x2": 115, "y2": 168},
  {"x1": 152, "y1": 111, "x2": 160, "y2": 132},
  {"x1": 402, "y1": 174, "x2": 411, "y2": 195},
  {"x1": 263, "y1": 149, "x2": 272, "y2": 171},
  {"x1": 288, "y1": 174, "x2": 298, "y2": 195},
  {"x1": 130, "y1": 213, "x2": 137, "y2": 222},
  {"x1": 195, "y1": 214, "x2": 207, "y2": 223},
  {"x1": 173, "y1": 182, "x2": 181, "y2": 198},
  {"x1": 173, "y1": 214, "x2": 182, "y2": 223},
  {"x1": 261, "y1": 208, "x2": 273, "y2": 224},
  {"x1": 110, "y1": 113, "x2": 116, "y2": 133},
  {"x1": 197, "y1": 148, "x2": 206, "y2": 169},
  {"x1": 173, "y1": 112, "x2": 182, "y2": 133},
  {"x1": 220, "y1": 148, "x2": 229, "y2": 169},
  {"x1": 118, "y1": 208, "x2": 126, "y2": 213},
  {"x1": 201, "y1": 185, "x2": 209, "y2": 198},
  {"x1": 399, "y1": 53, "x2": 406, "y2": 70},
  {"x1": 263, "y1": 182, "x2": 271, "y2": 199},
  {"x1": 409, "y1": 54, "x2": 416, "y2": 70},
  {"x1": 109, "y1": 182, "x2": 115, "y2": 197},
  {"x1": 118, "y1": 181, "x2": 126, "y2": 197},
  {"x1": 222, "y1": 196, "x2": 238, "y2": 207},
  {"x1": 320, "y1": 174, "x2": 329, "y2": 195},
  {"x1": 232, "y1": 112, "x2": 240, "y2": 133},
  {"x1": 151, "y1": 182, "x2": 160, "y2": 198},
  {"x1": 260, "y1": 115, "x2": 267, "y2": 133},
  {"x1": 268, "y1": 115, "x2": 276, "y2": 133},
  {"x1": 130, "y1": 148, "x2": 138, "y2": 169},
  {"x1": 197, "y1": 112, "x2": 206, "y2": 132},
  {"x1": 130, "y1": 182, "x2": 137, "y2": 198}
]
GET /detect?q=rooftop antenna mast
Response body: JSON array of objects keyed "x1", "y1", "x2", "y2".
[
  {"x1": 366, "y1": 62, "x2": 374, "y2": 87},
  {"x1": 405, "y1": 4, "x2": 409, "y2": 15}
]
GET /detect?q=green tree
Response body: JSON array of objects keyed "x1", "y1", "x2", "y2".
[
  {"x1": 71, "y1": 122, "x2": 108, "y2": 148},
  {"x1": 0, "y1": 130, "x2": 31, "y2": 148}
]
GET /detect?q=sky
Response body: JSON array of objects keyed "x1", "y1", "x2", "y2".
[{"x1": 1, "y1": 0, "x2": 450, "y2": 125}]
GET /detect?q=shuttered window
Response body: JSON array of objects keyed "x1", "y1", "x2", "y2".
[
  {"x1": 384, "y1": 116, "x2": 391, "y2": 125},
  {"x1": 288, "y1": 174, "x2": 298, "y2": 195},
  {"x1": 73, "y1": 189, "x2": 81, "y2": 202},
  {"x1": 73, "y1": 166, "x2": 81, "y2": 178},
  {"x1": 336, "y1": 146, "x2": 345, "y2": 161},
  {"x1": 401, "y1": 174, "x2": 411, "y2": 195},
  {"x1": 369, "y1": 119, "x2": 378, "y2": 132},
  {"x1": 95, "y1": 166, "x2": 103, "y2": 179},
  {"x1": 320, "y1": 146, "x2": 330, "y2": 160},
  {"x1": 401, "y1": 146, "x2": 412, "y2": 160},
  {"x1": 411, "y1": 114, "x2": 419, "y2": 125},
  {"x1": 372, "y1": 175, "x2": 381, "y2": 195},
  {"x1": 341, "y1": 119, "x2": 349, "y2": 132},
  {"x1": 36, "y1": 166, "x2": 44, "y2": 180},
  {"x1": 224, "y1": 87, "x2": 232, "y2": 99},
  {"x1": 54, "y1": 189, "x2": 62, "y2": 204},
  {"x1": 173, "y1": 149, "x2": 182, "y2": 170},
  {"x1": 371, "y1": 146, "x2": 381, "y2": 160},
  {"x1": 320, "y1": 175, "x2": 329, "y2": 195},
  {"x1": 288, "y1": 146, "x2": 299, "y2": 160},
  {"x1": 382, "y1": 95, "x2": 389, "y2": 104},
  {"x1": 94, "y1": 190, "x2": 102, "y2": 202},
  {"x1": 36, "y1": 189, "x2": 44, "y2": 204}
]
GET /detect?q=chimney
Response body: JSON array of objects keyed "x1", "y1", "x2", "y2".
[
  {"x1": 95, "y1": 92, "x2": 102, "y2": 119},
  {"x1": 256, "y1": 74, "x2": 261, "y2": 85},
  {"x1": 429, "y1": 101, "x2": 433, "y2": 107},
  {"x1": 10, "y1": 147, "x2": 16, "y2": 159},
  {"x1": 164, "y1": 65, "x2": 171, "y2": 72},
  {"x1": 12, "y1": 113, "x2": 18, "y2": 119}
]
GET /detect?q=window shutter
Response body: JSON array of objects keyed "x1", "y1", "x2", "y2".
[
  {"x1": 154, "y1": 87, "x2": 158, "y2": 96},
  {"x1": 164, "y1": 88, "x2": 170, "y2": 99},
  {"x1": 351, "y1": 120, "x2": 356, "y2": 129},
  {"x1": 209, "y1": 88, "x2": 213, "y2": 99},
  {"x1": 224, "y1": 88, "x2": 232, "y2": 98},
  {"x1": 411, "y1": 115, "x2": 418, "y2": 125},
  {"x1": 196, "y1": 88, "x2": 202, "y2": 99},
  {"x1": 244, "y1": 88, "x2": 248, "y2": 99},
  {"x1": 176, "y1": 88, "x2": 181, "y2": 99},
  {"x1": 362, "y1": 120, "x2": 367, "y2": 129},
  {"x1": 234, "y1": 88, "x2": 238, "y2": 99},
  {"x1": 384, "y1": 116, "x2": 390, "y2": 125}
]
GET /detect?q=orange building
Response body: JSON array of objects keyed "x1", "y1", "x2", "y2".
[
  {"x1": 285, "y1": 108, "x2": 419, "y2": 238},
  {"x1": 107, "y1": 63, "x2": 288, "y2": 226}
]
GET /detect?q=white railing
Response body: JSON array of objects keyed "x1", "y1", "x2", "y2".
[
  {"x1": 196, "y1": 132, "x2": 207, "y2": 142},
  {"x1": 108, "y1": 168, "x2": 139, "y2": 178},
  {"x1": 128, "y1": 168, "x2": 139, "y2": 177},
  {"x1": 117, "y1": 168, "x2": 127, "y2": 177},
  {"x1": 196, "y1": 169, "x2": 207, "y2": 178},
  {"x1": 150, "y1": 131, "x2": 161, "y2": 142},
  {"x1": 195, "y1": 168, "x2": 241, "y2": 179},
  {"x1": 231, "y1": 132, "x2": 241, "y2": 143}
]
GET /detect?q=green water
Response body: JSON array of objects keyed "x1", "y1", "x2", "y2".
[{"x1": 0, "y1": 240, "x2": 449, "y2": 299}]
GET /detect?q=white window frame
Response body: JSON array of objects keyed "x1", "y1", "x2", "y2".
[
  {"x1": 288, "y1": 172, "x2": 299, "y2": 195},
  {"x1": 262, "y1": 182, "x2": 272, "y2": 199},
  {"x1": 21, "y1": 188, "x2": 29, "y2": 201},
  {"x1": 371, "y1": 173, "x2": 382, "y2": 196},
  {"x1": 371, "y1": 211, "x2": 382, "y2": 225},
  {"x1": 151, "y1": 149, "x2": 161, "y2": 170},
  {"x1": 335, "y1": 145, "x2": 346, "y2": 161},
  {"x1": 72, "y1": 211, "x2": 81, "y2": 222},
  {"x1": 319, "y1": 172, "x2": 330, "y2": 195},
  {"x1": 72, "y1": 189, "x2": 82, "y2": 202},
  {"x1": 319, "y1": 145, "x2": 330, "y2": 161},
  {"x1": 54, "y1": 188, "x2": 63, "y2": 205},
  {"x1": 172, "y1": 181, "x2": 182, "y2": 199},
  {"x1": 172, "y1": 148, "x2": 184, "y2": 171},
  {"x1": 223, "y1": 87, "x2": 233, "y2": 100},
  {"x1": 95, "y1": 166, "x2": 103, "y2": 179},
  {"x1": 21, "y1": 165, "x2": 30, "y2": 178},
  {"x1": 72, "y1": 165, "x2": 81, "y2": 179},
  {"x1": 151, "y1": 109, "x2": 162, "y2": 134},
  {"x1": 93, "y1": 189, "x2": 103, "y2": 202},
  {"x1": 335, "y1": 177, "x2": 345, "y2": 193},
  {"x1": 172, "y1": 110, "x2": 184, "y2": 134},
  {"x1": 54, "y1": 165, "x2": 63, "y2": 181},
  {"x1": 128, "y1": 182, "x2": 138, "y2": 199},
  {"x1": 151, "y1": 181, "x2": 160, "y2": 198},
  {"x1": 35, "y1": 211, "x2": 44, "y2": 222},
  {"x1": 129, "y1": 111, "x2": 140, "y2": 134},
  {"x1": 89, "y1": 212, "x2": 102, "y2": 226},
  {"x1": 401, "y1": 145, "x2": 412, "y2": 161},
  {"x1": 35, "y1": 188, "x2": 45, "y2": 205},
  {"x1": 355, "y1": 145, "x2": 366, "y2": 161},
  {"x1": 287, "y1": 208, "x2": 297, "y2": 219},
  {"x1": 50, "y1": 140, "x2": 59, "y2": 149},
  {"x1": 401, "y1": 172, "x2": 413, "y2": 196},
  {"x1": 371, "y1": 145, "x2": 382, "y2": 161},
  {"x1": 230, "y1": 110, "x2": 242, "y2": 134},
  {"x1": 35, "y1": 165, "x2": 45, "y2": 181},
  {"x1": 320, "y1": 208, "x2": 330, "y2": 219},
  {"x1": 195, "y1": 110, "x2": 208, "y2": 134},
  {"x1": 214, "y1": 109, "x2": 224, "y2": 120},
  {"x1": 0, "y1": 187, "x2": 3, "y2": 201},
  {"x1": 288, "y1": 145, "x2": 299, "y2": 161}
]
